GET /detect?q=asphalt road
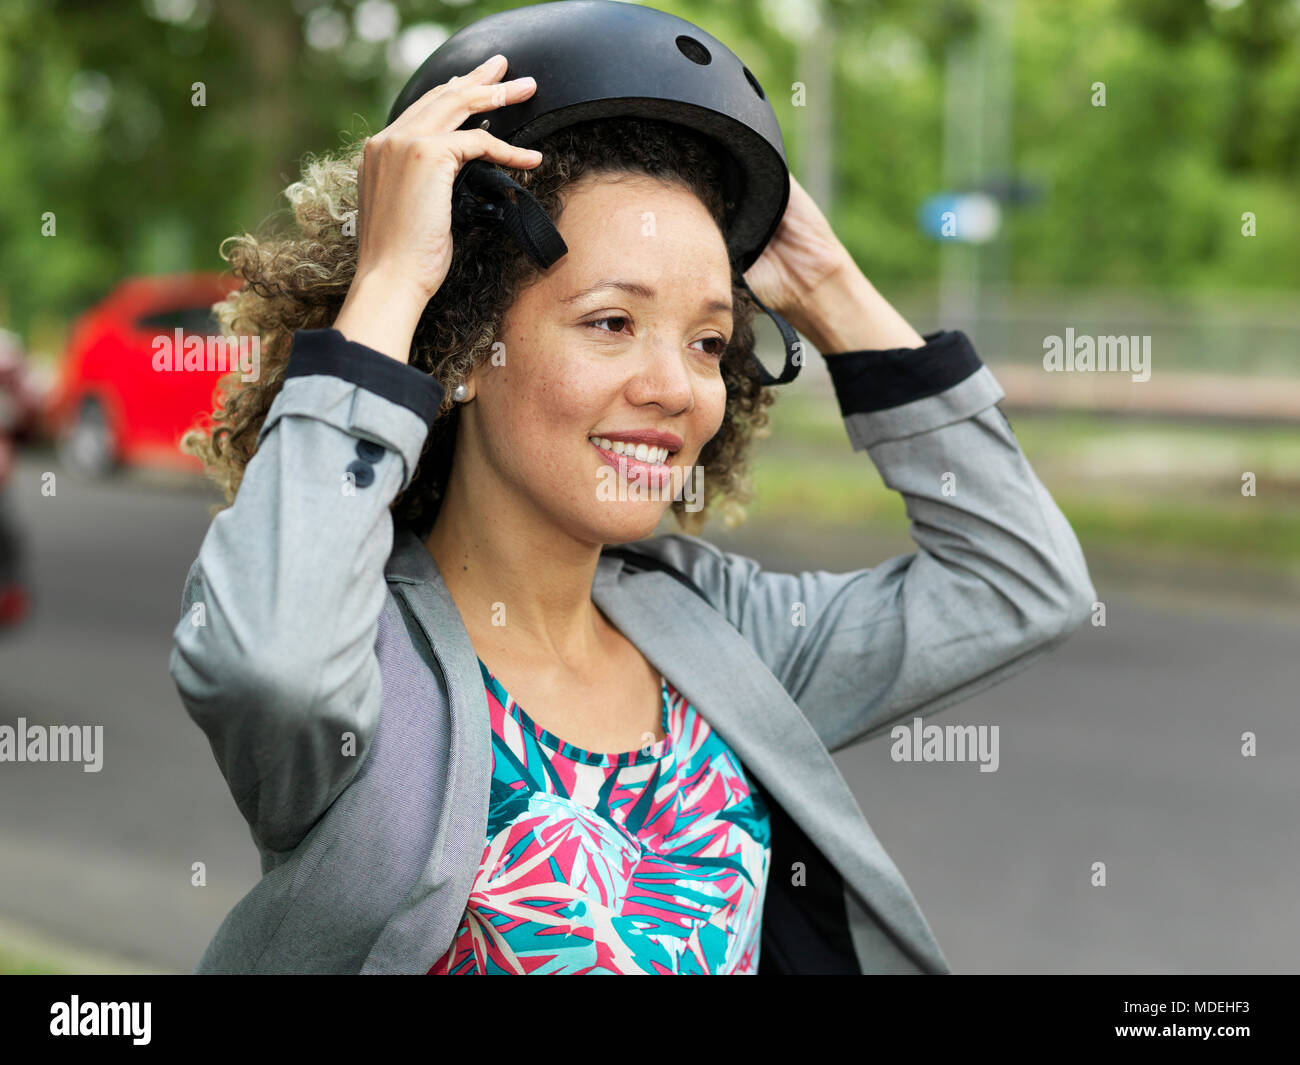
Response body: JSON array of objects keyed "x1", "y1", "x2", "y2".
[{"x1": 1, "y1": 451, "x2": 1297, "y2": 974}]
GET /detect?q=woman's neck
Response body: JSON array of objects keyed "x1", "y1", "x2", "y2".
[{"x1": 422, "y1": 487, "x2": 612, "y2": 671}]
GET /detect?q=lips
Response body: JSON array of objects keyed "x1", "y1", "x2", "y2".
[
  {"x1": 589, "y1": 438, "x2": 676, "y2": 492},
  {"x1": 588, "y1": 436, "x2": 672, "y2": 465},
  {"x1": 586, "y1": 429, "x2": 684, "y2": 454}
]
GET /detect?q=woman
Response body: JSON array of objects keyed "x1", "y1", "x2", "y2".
[{"x1": 171, "y1": 9, "x2": 1095, "y2": 975}]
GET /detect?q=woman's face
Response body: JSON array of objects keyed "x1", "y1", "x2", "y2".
[{"x1": 455, "y1": 171, "x2": 732, "y2": 546}]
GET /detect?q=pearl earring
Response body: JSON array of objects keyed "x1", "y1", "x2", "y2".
[{"x1": 452, "y1": 382, "x2": 468, "y2": 403}]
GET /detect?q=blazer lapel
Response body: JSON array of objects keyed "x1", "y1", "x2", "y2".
[{"x1": 591, "y1": 554, "x2": 949, "y2": 973}]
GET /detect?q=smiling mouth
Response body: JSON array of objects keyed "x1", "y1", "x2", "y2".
[{"x1": 587, "y1": 437, "x2": 676, "y2": 468}]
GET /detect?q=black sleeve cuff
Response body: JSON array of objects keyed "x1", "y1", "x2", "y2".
[
  {"x1": 824, "y1": 329, "x2": 983, "y2": 417},
  {"x1": 284, "y1": 328, "x2": 445, "y2": 427}
]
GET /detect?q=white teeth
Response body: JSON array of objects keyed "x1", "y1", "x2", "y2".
[{"x1": 589, "y1": 437, "x2": 670, "y2": 465}]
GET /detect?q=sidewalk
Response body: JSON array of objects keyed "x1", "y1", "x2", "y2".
[
  {"x1": 787, "y1": 334, "x2": 1300, "y2": 422},
  {"x1": 991, "y1": 364, "x2": 1300, "y2": 422},
  {"x1": 0, "y1": 914, "x2": 179, "y2": 975}
]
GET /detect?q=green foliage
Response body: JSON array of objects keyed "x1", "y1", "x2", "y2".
[{"x1": 0, "y1": 0, "x2": 1295, "y2": 346}]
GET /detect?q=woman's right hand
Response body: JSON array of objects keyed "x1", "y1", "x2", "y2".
[{"x1": 334, "y1": 53, "x2": 542, "y2": 363}]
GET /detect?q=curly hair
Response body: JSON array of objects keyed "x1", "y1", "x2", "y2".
[{"x1": 182, "y1": 116, "x2": 777, "y2": 538}]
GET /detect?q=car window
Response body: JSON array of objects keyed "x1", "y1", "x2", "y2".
[{"x1": 134, "y1": 304, "x2": 221, "y2": 336}]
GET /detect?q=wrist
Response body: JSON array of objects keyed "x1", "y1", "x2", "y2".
[
  {"x1": 333, "y1": 269, "x2": 428, "y2": 363},
  {"x1": 790, "y1": 259, "x2": 926, "y2": 354}
]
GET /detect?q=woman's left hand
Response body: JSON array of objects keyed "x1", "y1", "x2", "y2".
[
  {"x1": 741, "y1": 172, "x2": 926, "y2": 353},
  {"x1": 741, "y1": 172, "x2": 853, "y2": 327}
]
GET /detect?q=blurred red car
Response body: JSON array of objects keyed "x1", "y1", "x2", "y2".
[{"x1": 46, "y1": 273, "x2": 244, "y2": 476}]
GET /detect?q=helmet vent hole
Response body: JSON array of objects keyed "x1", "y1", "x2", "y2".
[
  {"x1": 675, "y1": 35, "x2": 711, "y2": 65},
  {"x1": 742, "y1": 66, "x2": 765, "y2": 99}
]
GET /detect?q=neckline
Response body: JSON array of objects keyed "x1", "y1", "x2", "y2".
[{"x1": 476, "y1": 656, "x2": 674, "y2": 767}]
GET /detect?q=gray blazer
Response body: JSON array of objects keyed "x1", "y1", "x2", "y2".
[{"x1": 169, "y1": 327, "x2": 1096, "y2": 974}]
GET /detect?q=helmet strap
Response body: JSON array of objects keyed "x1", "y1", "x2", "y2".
[
  {"x1": 737, "y1": 275, "x2": 803, "y2": 386},
  {"x1": 455, "y1": 161, "x2": 569, "y2": 269}
]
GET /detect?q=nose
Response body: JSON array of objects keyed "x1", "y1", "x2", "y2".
[{"x1": 622, "y1": 330, "x2": 695, "y2": 414}]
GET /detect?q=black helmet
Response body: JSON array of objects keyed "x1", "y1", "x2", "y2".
[{"x1": 386, "y1": 0, "x2": 803, "y2": 385}]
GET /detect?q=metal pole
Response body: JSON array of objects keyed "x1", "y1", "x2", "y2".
[
  {"x1": 981, "y1": 0, "x2": 1015, "y2": 357},
  {"x1": 940, "y1": 28, "x2": 980, "y2": 337},
  {"x1": 799, "y1": 4, "x2": 835, "y2": 214}
]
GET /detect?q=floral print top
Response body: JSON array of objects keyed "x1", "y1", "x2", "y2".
[{"x1": 428, "y1": 656, "x2": 772, "y2": 974}]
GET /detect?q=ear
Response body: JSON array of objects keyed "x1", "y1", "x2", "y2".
[{"x1": 461, "y1": 345, "x2": 504, "y2": 400}]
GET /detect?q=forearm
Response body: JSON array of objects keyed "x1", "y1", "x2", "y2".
[
  {"x1": 332, "y1": 269, "x2": 428, "y2": 364},
  {"x1": 785, "y1": 257, "x2": 926, "y2": 355}
]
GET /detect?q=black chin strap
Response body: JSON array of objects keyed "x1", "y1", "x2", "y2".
[
  {"x1": 455, "y1": 161, "x2": 568, "y2": 268},
  {"x1": 736, "y1": 275, "x2": 804, "y2": 386},
  {"x1": 456, "y1": 160, "x2": 803, "y2": 387}
]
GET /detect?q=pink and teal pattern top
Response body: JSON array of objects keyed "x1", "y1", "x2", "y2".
[{"x1": 428, "y1": 656, "x2": 772, "y2": 974}]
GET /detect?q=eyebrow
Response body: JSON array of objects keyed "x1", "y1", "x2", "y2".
[{"x1": 562, "y1": 280, "x2": 733, "y2": 318}]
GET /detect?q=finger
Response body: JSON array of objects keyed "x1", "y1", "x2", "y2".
[
  {"x1": 396, "y1": 53, "x2": 509, "y2": 126},
  {"x1": 403, "y1": 74, "x2": 537, "y2": 140},
  {"x1": 429, "y1": 52, "x2": 506, "y2": 100},
  {"x1": 443, "y1": 127, "x2": 543, "y2": 172}
]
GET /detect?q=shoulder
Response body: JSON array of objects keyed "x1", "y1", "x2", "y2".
[
  {"x1": 608, "y1": 531, "x2": 738, "y2": 572},
  {"x1": 606, "y1": 532, "x2": 761, "y2": 621}
]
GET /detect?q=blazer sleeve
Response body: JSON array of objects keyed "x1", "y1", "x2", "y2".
[
  {"x1": 168, "y1": 328, "x2": 443, "y2": 854},
  {"x1": 632, "y1": 329, "x2": 1097, "y2": 754}
]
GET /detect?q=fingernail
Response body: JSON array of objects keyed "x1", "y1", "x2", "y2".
[{"x1": 484, "y1": 53, "x2": 505, "y2": 67}]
